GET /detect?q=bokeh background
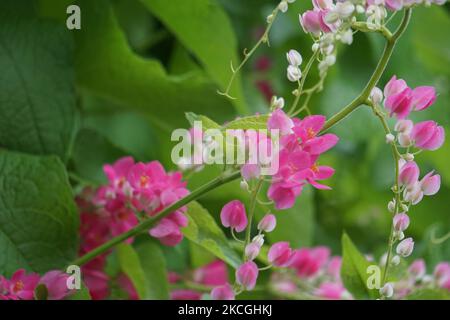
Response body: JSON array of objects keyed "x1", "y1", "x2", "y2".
[{"x1": 1, "y1": 0, "x2": 448, "y2": 297}]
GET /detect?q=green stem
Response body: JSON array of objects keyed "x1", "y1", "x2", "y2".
[
  {"x1": 321, "y1": 9, "x2": 411, "y2": 133},
  {"x1": 71, "y1": 171, "x2": 241, "y2": 267},
  {"x1": 243, "y1": 178, "x2": 264, "y2": 258}
]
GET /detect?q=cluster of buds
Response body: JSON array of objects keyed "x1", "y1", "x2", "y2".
[{"x1": 286, "y1": 49, "x2": 303, "y2": 82}]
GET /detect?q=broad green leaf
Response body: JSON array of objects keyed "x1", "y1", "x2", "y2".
[
  {"x1": 182, "y1": 201, "x2": 242, "y2": 268},
  {"x1": 189, "y1": 242, "x2": 216, "y2": 269},
  {"x1": 74, "y1": 0, "x2": 236, "y2": 129},
  {"x1": 186, "y1": 112, "x2": 221, "y2": 130},
  {"x1": 72, "y1": 128, "x2": 128, "y2": 184},
  {"x1": 223, "y1": 115, "x2": 270, "y2": 131},
  {"x1": 0, "y1": 2, "x2": 77, "y2": 160},
  {"x1": 341, "y1": 233, "x2": 377, "y2": 299},
  {"x1": 140, "y1": 0, "x2": 248, "y2": 114},
  {"x1": 0, "y1": 151, "x2": 79, "y2": 276},
  {"x1": 135, "y1": 240, "x2": 170, "y2": 300},
  {"x1": 67, "y1": 283, "x2": 92, "y2": 300},
  {"x1": 406, "y1": 289, "x2": 450, "y2": 300},
  {"x1": 116, "y1": 243, "x2": 148, "y2": 300}
]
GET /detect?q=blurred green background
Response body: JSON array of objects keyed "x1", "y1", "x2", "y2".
[{"x1": 4, "y1": 0, "x2": 449, "y2": 275}]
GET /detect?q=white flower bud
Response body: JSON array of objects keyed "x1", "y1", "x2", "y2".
[
  {"x1": 287, "y1": 65, "x2": 302, "y2": 82},
  {"x1": 245, "y1": 242, "x2": 261, "y2": 261},
  {"x1": 401, "y1": 204, "x2": 409, "y2": 212},
  {"x1": 340, "y1": 29, "x2": 353, "y2": 45},
  {"x1": 312, "y1": 43, "x2": 320, "y2": 52},
  {"x1": 325, "y1": 55, "x2": 336, "y2": 66},
  {"x1": 325, "y1": 11, "x2": 340, "y2": 24},
  {"x1": 278, "y1": 1, "x2": 288, "y2": 13},
  {"x1": 391, "y1": 255, "x2": 401, "y2": 266},
  {"x1": 266, "y1": 14, "x2": 274, "y2": 23},
  {"x1": 356, "y1": 4, "x2": 365, "y2": 13},
  {"x1": 252, "y1": 235, "x2": 265, "y2": 247},
  {"x1": 240, "y1": 180, "x2": 249, "y2": 191},
  {"x1": 385, "y1": 133, "x2": 395, "y2": 144},
  {"x1": 398, "y1": 133, "x2": 412, "y2": 147},
  {"x1": 335, "y1": 1, "x2": 355, "y2": 19},
  {"x1": 286, "y1": 49, "x2": 303, "y2": 66},
  {"x1": 404, "y1": 153, "x2": 414, "y2": 161},
  {"x1": 271, "y1": 96, "x2": 285, "y2": 109},
  {"x1": 370, "y1": 87, "x2": 383, "y2": 105},
  {"x1": 397, "y1": 231, "x2": 405, "y2": 241},
  {"x1": 396, "y1": 237, "x2": 414, "y2": 257},
  {"x1": 388, "y1": 200, "x2": 396, "y2": 213},
  {"x1": 379, "y1": 283, "x2": 394, "y2": 298}
]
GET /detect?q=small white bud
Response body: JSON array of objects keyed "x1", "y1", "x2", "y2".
[
  {"x1": 240, "y1": 180, "x2": 249, "y2": 191},
  {"x1": 388, "y1": 200, "x2": 396, "y2": 213},
  {"x1": 401, "y1": 204, "x2": 409, "y2": 212},
  {"x1": 391, "y1": 255, "x2": 401, "y2": 266},
  {"x1": 385, "y1": 133, "x2": 395, "y2": 144},
  {"x1": 252, "y1": 234, "x2": 265, "y2": 247},
  {"x1": 370, "y1": 87, "x2": 383, "y2": 105},
  {"x1": 271, "y1": 96, "x2": 285, "y2": 109},
  {"x1": 312, "y1": 43, "x2": 320, "y2": 52},
  {"x1": 356, "y1": 4, "x2": 365, "y2": 13},
  {"x1": 286, "y1": 49, "x2": 303, "y2": 66},
  {"x1": 278, "y1": 1, "x2": 288, "y2": 13},
  {"x1": 335, "y1": 2, "x2": 355, "y2": 19},
  {"x1": 325, "y1": 55, "x2": 336, "y2": 66},
  {"x1": 379, "y1": 283, "x2": 394, "y2": 298},
  {"x1": 404, "y1": 153, "x2": 414, "y2": 161},
  {"x1": 340, "y1": 29, "x2": 353, "y2": 45},
  {"x1": 287, "y1": 65, "x2": 302, "y2": 82},
  {"x1": 396, "y1": 231, "x2": 405, "y2": 241},
  {"x1": 245, "y1": 242, "x2": 261, "y2": 261},
  {"x1": 325, "y1": 11, "x2": 340, "y2": 24},
  {"x1": 398, "y1": 133, "x2": 412, "y2": 147},
  {"x1": 266, "y1": 14, "x2": 274, "y2": 23}
]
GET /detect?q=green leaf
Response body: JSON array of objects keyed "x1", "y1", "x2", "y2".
[
  {"x1": 72, "y1": 128, "x2": 128, "y2": 184},
  {"x1": 116, "y1": 243, "x2": 148, "y2": 300},
  {"x1": 140, "y1": 0, "x2": 247, "y2": 114},
  {"x1": 341, "y1": 233, "x2": 377, "y2": 299},
  {"x1": 223, "y1": 114, "x2": 270, "y2": 131},
  {"x1": 34, "y1": 284, "x2": 49, "y2": 300},
  {"x1": 0, "y1": 150, "x2": 79, "y2": 276},
  {"x1": 135, "y1": 240, "x2": 170, "y2": 300},
  {"x1": 406, "y1": 288, "x2": 450, "y2": 300},
  {"x1": 0, "y1": 3, "x2": 77, "y2": 160},
  {"x1": 186, "y1": 112, "x2": 221, "y2": 130},
  {"x1": 74, "y1": 0, "x2": 236, "y2": 129},
  {"x1": 67, "y1": 283, "x2": 92, "y2": 300},
  {"x1": 182, "y1": 201, "x2": 242, "y2": 268}
]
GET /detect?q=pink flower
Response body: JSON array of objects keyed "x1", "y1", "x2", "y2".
[
  {"x1": 393, "y1": 213, "x2": 410, "y2": 232},
  {"x1": 193, "y1": 260, "x2": 228, "y2": 287},
  {"x1": 313, "y1": 0, "x2": 333, "y2": 10},
  {"x1": 236, "y1": 261, "x2": 259, "y2": 290},
  {"x1": 149, "y1": 218, "x2": 183, "y2": 246},
  {"x1": 327, "y1": 256, "x2": 342, "y2": 281},
  {"x1": 384, "y1": 75, "x2": 408, "y2": 98},
  {"x1": 171, "y1": 289, "x2": 202, "y2": 300},
  {"x1": 411, "y1": 121, "x2": 445, "y2": 151},
  {"x1": 434, "y1": 262, "x2": 450, "y2": 286},
  {"x1": 411, "y1": 86, "x2": 436, "y2": 111},
  {"x1": 257, "y1": 214, "x2": 277, "y2": 232},
  {"x1": 408, "y1": 259, "x2": 426, "y2": 279},
  {"x1": 268, "y1": 242, "x2": 295, "y2": 267},
  {"x1": 39, "y1": 271, "x2": 71, "y2": 300},
  {"x1": 315, "y1": 282, "x2": 346, "y2": 300},
  {"x1": 103, "y1": 156, "x2": 135, "y2": 191},
  {"x1": 241, "y1": 163, "x2": 261, "y2": 181},
  {"x1": 384, "y1": 87, "x2": 413, "y2": 119},
  {"x1": 268, "y1": 182, "x2": 302, "y2": 210},
  {"x1": 245, "y1": 242, "x2": 261, "y2": 261},
  {"x1": 290, "y1": 246, "x2": 330, "y2": 278},
  {"x1": 299, "y1": 10, "x2": 323, "y2": 36},
  {"x1": 396, "y1": 237, "x2": 414, "y2": 257},
  {"x1": 395, "y1": 119, "x2": 414, "y2": 134},
  {"x1": 82, "y1": 268, "x2": 109, "y2": 300},
  {"x1": 420, "y1": 171, "x2": 441, "y2": 196},
  {"x1": 220, "y1": 200, "x2": 248, "y2": 232},
  {"x1": 117, "y1": 273, "x2": 139, "y2": 300},
  {"x1": 385, "y1": 0, "x2": 404, "y2": 11},
  {"x1": 267, "y1": 108, "x2": 294, "y2": 136},
  {"x1": 398, "y1": 161, "x2": 419, "y2": 188},
  {"x1": 211, "y1": 283, "x2": 235, "y2": 300},
  {"x1": 109, "y1": 206, "x2": 139, "y2": 242},
  {"x1": 8, "y1": 269, "x2": 40, "y2": 300}
]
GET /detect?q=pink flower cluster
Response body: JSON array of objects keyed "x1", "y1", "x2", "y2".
[
  {"x1": 300, "y1": 0, "x2": 340, "y2": 36},
  {"x1": 267, "y1": 111, "x2": 338, "y2": 209},
  {"x1": 0, "y1": 269, "x2": 71, "y2": 300}
]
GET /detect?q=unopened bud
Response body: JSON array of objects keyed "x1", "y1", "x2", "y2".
[
  {"x1": 379, "y1": 283, "x2": 394, "y2": 298},
  {"x1": 240, "y1": 180, "x2": 249, "y2": 191},
  {"x1": 278, "y1": 1, "x2": 288, "y2": 13},
  {"x1": 385, "y1": 133, "x2": 395, "y2": 144},
  {"x1": 391, "y1": 255, "x2": 401, "y2": 266},
  {"x1": 245, "y1": 242, "x2": 261, "y2": 261},
  {"x1": 370, "y1": 87, "x2": 383, "y2": 105},
  {"x1": 404, "y1": 153, "x2": 414, "y2": 161},
  {"x1": 252, "y1": 235, "x2": 265, "y2": 247},
  {"x1": 388, "y1": 200, "x2": 396, "y2": 213}
]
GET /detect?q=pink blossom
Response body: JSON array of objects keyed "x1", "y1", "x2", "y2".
[
  {"x1": 384, "y1": 75, "x2": 408, "y2": 98},
  {"x1": 117, "y1": 273, "x2": 139, "y2": 300},
  {"x1": 398, "y1": 161, "x2": 419, "y2": 188},
  {"x1": 7, "y1": 269, "x2": 40, "y2": 300},
  {"x1": 257, "y1": 214, "x2": 277, "y2": 232},
  {"x1": 411, "y1": 121, "x2": 445, "y2": 151},
  {"x1": 408, "y1": 259, "x2": 426, "y2": 279},
  {"x1": 313, "y1": 0, "x2": 334, "y2": 10},
  {"x1": 299, "y1": 10, "x2": 323, "y2": 36},
  {"x1": 290, "y1": 246, "x2": 330, "y2": 278},
  {"x1": 327, "y1": 256, "x2": 342, "y2": 281},
  {"x1": 267, "y1": 108, "x2": 294, "y2": 135},
  {"x1": 193, "y1": 260, "x2": 228, "y2": 287},
  {"x1": 420, "y1": 171, "x2": 441, "y2": 196},
  {"x1": 434, "y1": 262, "x2": 450, "y2": 287},
  {"x1": 385, "y1": 0, "x2": 404, "y2": 11},
  {"x1": 395, "y1": 119, "x2": 414, "y2": 134},
  {"x1": 315, "y1": 282, "x2": 346, "y2": 299},
  {"x1": 220, "y1": 200, "x2": 248, "y2": 232},
  {"x1": 241, "y1": 163, "x2": 261, "y2": 181},
  {"x1": 211, "y1": 283, "x2": 235, "y2": 300},
  {"x1": 396, "y1": 237, "x2": 414, "y2": 257},
  {"x1": 149, "y1": 218, "x2": 183, "y2": 246},
  {"x1": 393, "y1": 213, "x2": 410, "y2": 232},
  {"x1": 245, "y1": 242, "x2": 261, "y2": 261},
  {"x1": 236, "y1": 261, "x2": 259, "y2": 290},
  {"x1": 384, "y1": 87, "x2": 413, "y2": 119},
  {"x1": 268, "y1": 182, "x2": 302, "y2": 210},
  {"x1": 82, "y1": 268, "x2": 109, "y2": 300},
  {"x1": 411, "y1": 86, "x2": 436, "y2": 111},
  {"x1": 268, "y1": 242, "x2": 295, "y2": 267},
  {"x1": 39, "y1": 271, "x2": 71, "y2": 300}
]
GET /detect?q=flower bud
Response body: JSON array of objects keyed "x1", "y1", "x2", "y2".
[
  {"x1": 268, "y1": 242, "x2": 294, "y2": 267},
  {"x1": 433, "y1": 262, "x2": 450, "y2": 285},
  {"x1": 411, "y1": 120, "x2": 445, "y2": 151},
  {"x1": 268, "y1": 108, "x2": 294, "y2": 135},
  {"x1": 396, "y1": 237, "x2": 414, "y2": 257},
  {"x1": 391, "y1": 255, "x2": 401, "y2": 266},
  {"x1": 300, "y1": 10, "x2": 322, "y2": 36},
  {"x1": 325, "y1": 55, "x2": 336, "y2": 66},
  {"x1": 385, "y1": 133, "x2": 395, "y2": 144},
  {"x1": 398, "y1": 161, "x2": 419, "y2": 189},
  {"x1": 411, "y1": 86, "x2": 436, "y2": 111},
  {"x1": 257, "y1": 214, "x2": 277, "y2": 233},
  {"x1": 252, "y1": 235, "x2": 265, "y2": 248},
  {"x1": 334, "y1": 1, "x2": 355, "y2": 19},
  {"x1": 236, "y1": 261, "x2": 259, "y2": 290},
  {"x1": 384, "y1": 87, "x2": 413, "y2": 119},
  {"x1": 340, "y1": 29, "x2": 353, "y2": 45},
  {"x1": 286, "y1": 49, "x2": 302, "y2": 66},
  {"x1": 370, "y1": 87, "x2": 383, "y2": 105},
  {"x1": 278, "y1": 0, "x2": 288, "y2": 13},
  {"x1": 271, "y1": 96, "x2": 285, "y2": 109},
  {"x1": 312, "y1": 43, "x2": 319, "y2": 52},
  {"x1": 387, "y1": 200, "x2": 396, "y2": 213},
  {"x1": 240, "y1": 180, "x2": 249, "y2": 191},
  {"x1": 266, "y1": 14, "x2": 274, "y2": 23},
  {"x1": 398, "y1": 133, "x2": 412, "y2": 147},
  {"x1": 420, "y1": 171, "x2": 441, "y2": 196},
  {"x1": 394, "y1": 119, "x2": 413, "y2": 134},
  {"x1": 211, "y1": 283, "x2": 235, "y2": 300},
  {"x1": 403, "y1": 183, "x2": 423, "y2": 205},
  {"x1": 287, "y1": 65, "x2": 302, "y2": 82},
  {"x1": 220, "y1": 200, "x2": 247, "y2": 232},
  {"x1": 384, "y1": 75, "x2": 408, "y2": 98},
  {"x1": 404, "y1": 153, "x2": 414, "y2": 161},
  {"x1": 379, "y1": 283, "x2": 394, "y2": 298},
  {"x1": 408, "y1": 259, "x2": 426, "y2": 280},
  {"x1": 245, "y1": 242, "x2": 261, "y2": 261},
  {"x1": 393, "y1": 213, "x2": 410, "y2": 232},
  {"x1": 241, "y1": 163, "x2": 261, "y2": 181}
]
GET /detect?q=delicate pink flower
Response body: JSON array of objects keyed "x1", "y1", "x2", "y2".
[
  {"x1": 103, "y1": 156, "x2": 135, "y2": 190},
  {"x1": 8, "y1": 269, "x2": 40, "y2": 300},
  {"x1": 411, "y1": 86, "x2": 436, "y2": 111},
  {"x1": 290, "y1": 246, "x2": 330, "y2": 278},
  {"x1": 236, "y1": 261, "x2": 259, "y2": 290},
  {"x1": 39, "y1": 271, "x2": 71, "y2": 300},
  {"x1": 434, "y1": 262, "x2": 450, "y2": 287},
  {"x1": 211, "y1": 283, "x2": 235, "y2": 300},
  {"x1": 267, "y1": 182, "x2": 302, "y2": 210},
  {"x1": 396, "y1": 237, "x2": 414, "y2": 257},
  {"x1": 245, "y1": 242, "x2": 261, "y2": 261},
  {"x1": 299, "y1": 10, "x2": 323, "y2": 36},
  {"x1": 303, "y1": 134, "x2": 339, "y2": 155},
  {"x1": 384, "y1": 75, "x2": 408, "y2": 98},
  {"x1": 168, "y1": 272, "x2": 182, "y2": 284},
  {"x1": 327, "y1": 256, "x2": 342, "y2": 281},
  {"x1": 398, "y1": 161, "x2": 420, "y2": 189},
  {"x1": 403, "y1": 182, "x2": 424, "y2": 205},
  {"x1": 268, "y1": 242, "x2": 295, "y2": 267},
  {"x1": 220, "y1": 200, "x2": 248, "y2": 232},
  {"x1": 313, "y1": 0, "x2": 334, "y2": 10},
  {"x1": 193, "y1": 260, "x2": 228, "y2": 287},
  {"x1": 171, "y1": 289, "x2": 202, "y2": 300},
  {"x1": 393, "y1": 213, "x2": 410, "y2": 232},
  {"x1": 241, "y1": 163, "x2": 261, "y2": 181},
  {"x1": 109, "y1": 206, "x2": 139, "y2": 242},
  {"x1": 315, "y1": 282, "x2": 346, "y2": 300},
  {"x1": 411, "y1": 121, "x2": 445, "y2": 151},
  {"x1": 257, "y1": 214, "x2": 277, "y2": 233},
  {"x1": 408, "y1": 259, "x2": 426, "y2": 280},
  {"x1": 82, "y1": 268, "x2": 109, "y2": 300},
  {"x1": 419, "y1": 171, "x2": 441, "y2": 196},
  {"x1": 384, "y1": 87, "x2": 413, "y2": 119},
  {"x1": 394, "y1": 119, "x2": 414, "y2": 134},
  {"x1": 268, "y1": 108, "x2": 294, "y2": 135},
  {"x1": 149, "y1": 218, "x2": 183, "y2": 246},
  {"x1": 385, "y1": 0, "x2": 403, "y2": 11}
]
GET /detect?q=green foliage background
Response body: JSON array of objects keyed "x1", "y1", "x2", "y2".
[{"x1": 0, "y1": 0, "x2": 448, "y2": 299}]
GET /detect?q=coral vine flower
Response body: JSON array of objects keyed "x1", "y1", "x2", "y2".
[
  {"x1": 220, "y1": 200, "x2": 248, "y2": 232},
  {"x1": 268, "y1": 242, "x2": 295, "y2": 267},
  {"x1": 8, "y1": 269, "x2": 40, "y2": 300},
  {"x1": 290, "y1": 246, "x2": 331, "y2": 278},
  {"x1": 211, "y1": 283, "x2": 235, "y2": 300},
  {"x1": 411, "y1": 86, "x2": 436, "y2": 111},
  {"x1": 236, "y1": 261, "x2": 259, "y2": 291},
  {"x1": 267, "y1": 108, "x2": 294, "y2": 135},
  {"x1": 411, "y1": 121, "x2": 445, "y2": 151},
  {"x1": 39, "y1": 271, "x2": 72, "y2": 300}
]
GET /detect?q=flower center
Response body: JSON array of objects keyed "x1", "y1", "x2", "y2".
[{"x1": 12, "y1": 280, "x2": 24, "y2": 293}]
